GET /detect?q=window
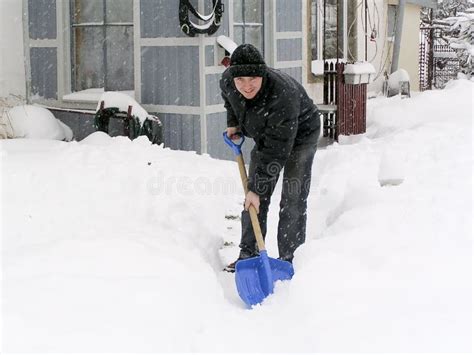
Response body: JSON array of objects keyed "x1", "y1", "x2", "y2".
[
  {"x1": 387, "y1": 5, "x2": 397, "y2": 39},
  {"x1": 70, "y1": 0, "x2": 134, "y2": 92},
  {"x1": 310, "y1": 0, "x2": 319, "y2": 61},
  {"x1": 309, "y1": 0, "x2": 357, "y2": 64},
  {"x1": 323, "y1": 0, "x2": 345, "y2": 60},
  {"x1": 233, "y1": 0, "x2": 264, "y2": 53}
]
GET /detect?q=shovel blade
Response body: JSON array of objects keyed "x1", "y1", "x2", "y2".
[{"x1": 235, "y1": 251, "x2": 294, "y2": 307}]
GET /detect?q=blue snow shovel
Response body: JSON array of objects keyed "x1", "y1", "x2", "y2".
[{"x1": 223, "y1": 132, "x2": 294, "y2": 307}]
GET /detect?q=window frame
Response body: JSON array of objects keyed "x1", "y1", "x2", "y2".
[
  {"x1": 69, "y1": 0, "x2": 134, "y2": 93},
  {"x1": 232, "y1": 0, "x2": 265, "y2": 54},
  {"x1": 308, "y1": 0, "x2": 354, "y2": 83}
]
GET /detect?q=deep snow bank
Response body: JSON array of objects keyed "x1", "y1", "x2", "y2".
[{"x1": 1, "y1": 80, "x2": 472, "y2": 352}]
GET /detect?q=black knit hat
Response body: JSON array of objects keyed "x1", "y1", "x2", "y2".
[{"x1": 229, "y1": 44, "x2": 267, "y2": 78}]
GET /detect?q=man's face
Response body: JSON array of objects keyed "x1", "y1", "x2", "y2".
[{"x1": 233, "y1": 76, "x2": 263, "y2": 100}]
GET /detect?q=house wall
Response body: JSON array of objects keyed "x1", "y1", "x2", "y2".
[
  {"x1": 357, "y1": 0, "x2": 422, "y2": 93},
  {"x1": 399, "y1": 3, "x2": 421, "y2": 91},
  {"x1": 304, "y1": 0, "x2": 376, "y2": 100},
  {"x1": 21, "y1": 0, "x2": 306, "y2": 162},
  {"x1": 0, "y1": 0, "x2": 26, "y2": 98},
  {"x1": 357, "y1": 0, "x2": 392, "y2": 93}
]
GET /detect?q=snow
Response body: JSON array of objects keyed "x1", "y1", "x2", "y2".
[
  {"x1": 217, "y1": 35, "x2": 238, "y2": 54},
  {"x1": 95, "y1": 91, "x2": 152, "y2": 124},
  {"x1": 433, "y1": 51, "x2": 458, "y2": 58},
  {"x1": 343, "y1": 61, "x2": 376, "y2": 75},
  {"x1": 63, "y1": 88, "x2": 135, "y2": 103},
  {"x1": 388, "y1": 68, "x2": 411, "y2": 90},
  {"x1": 1, "y1": 80, "x2": 472, "y2": 352},
  {"x1": 3, "y1": 105, "x2": 73, "y2": 141},
  {"x1": 311, "y1": 59, "x2": 325, "y2": 75}
]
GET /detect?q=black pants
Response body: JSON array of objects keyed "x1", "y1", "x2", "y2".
[{"x1": 239, "y1": 130, "x2": 319, "y2": 262}]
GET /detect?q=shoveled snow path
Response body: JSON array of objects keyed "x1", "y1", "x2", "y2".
[{"x1": 1, "y1": 80, "x2": 472, "y2": 352}]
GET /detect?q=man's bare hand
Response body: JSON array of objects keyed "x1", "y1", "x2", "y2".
[
  {"x1": 244, "y1": 191, "x2": 260, "y2": 214},
  {"x1": 226, "y1": 127, "x2": 241, "y2": 139}
]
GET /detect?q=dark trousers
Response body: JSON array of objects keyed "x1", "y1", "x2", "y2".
[{"x1": 239, "y1": 130, "x2": 319, "y2": 262}]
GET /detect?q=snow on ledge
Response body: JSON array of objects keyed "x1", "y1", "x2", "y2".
[
  {"x1": 343, "y1": 62, "x2": 376, "y2": 75},
  {"x1": 96, "y1": 91, "x2": 151, "y2": 124},
  {"x1": 63, "y1": 88, "x2": 135, "y2": 103},
  {"x1": 311, "y1": 60, "x2": 324, "y2": 75},
  {"x1": 217, "y1": 35, "x2": 238, "y2": 54}
]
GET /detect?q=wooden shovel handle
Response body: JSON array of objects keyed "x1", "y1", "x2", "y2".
[{"x1": 236, "y1": 155, "x2": 266, "y2": 252}]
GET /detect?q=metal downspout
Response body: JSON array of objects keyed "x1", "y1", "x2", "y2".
[{"x1": 391, "y1": 0, "x2": 406, "y2": 73}]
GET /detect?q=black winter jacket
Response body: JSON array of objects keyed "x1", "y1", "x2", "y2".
[{"x1": 220, "y1": 67, "x2": 320, "y2": 196}]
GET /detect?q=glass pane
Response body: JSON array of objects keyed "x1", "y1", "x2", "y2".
[
  {"x1": 326, "y1": 0, "x2": 337, "y2": 28},
  {"x1": 337, "y1": 0, "x2": 344, "y2": 58},
  {"x1": 73, "y1": 27, "x2": 105, "y2": 90},
  {"x1": 105, "y1": 26, "x2": 134, "y2": 90},
  {"x1": 311, "y1": 0, "x2": 317, "y2": 59},
  {"x1": 324, "y1": 0, "x2": 337, "y2": 59},
  {"x1": 233, "y1": 0, "x2": 243, "y2": 23},
  {"x1": 323, "y1": 0, "x2": 345, "y2": 59},
  {"x1": 72, "y1": 0, "x2": 104, "y2": 24},
  {"x1": 106, "y1": 0, "x2": 133, "y2": 23},
  {"x1": 245, "y1": 26, "x2": 263, "y2": 52},
  {"x1": 234, "y1": 26, "x2": 244, "y2": 46},
  {"x1": 244, "y1": 0, "x2": 262, "y2": 24}
]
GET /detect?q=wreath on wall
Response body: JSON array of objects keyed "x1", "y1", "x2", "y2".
[{"x1": 179, "y1": 0, "x2": 224, "y2": 37}]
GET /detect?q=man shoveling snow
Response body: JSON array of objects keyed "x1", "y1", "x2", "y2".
[{"x1": 220, "y1": 44, "x2": 321, "y2": 272}]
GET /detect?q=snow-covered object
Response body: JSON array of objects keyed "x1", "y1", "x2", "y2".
[
  {"x1": 430, "y1": 5, "x2": 474, "y2": 78},
  {"x1": 311, "y1": 60, "x2": 324, "y2": 75},
  {"x1": 343, "y1": 62, "x2": 376, "y2": 75},
  {"x1": 344, "y1": 62, "x2": 376, "y2": 84},
  {"x1": 57, "y1": 120, "x2": 73, "y2": 142},
  {"x1": 386, "y1": 69, "x2": 411, "y2": 97},
  {"x1": 378, "y1": 149, "x2": 406, "y2": 186},
  {"x1": 217, "y1": 35, "x2": 238, "y2": 54},
  {"x1": 4, "y1": 105, "x2": 72, "y2": 141},
  {"x1": 95, "y1": 92, "x2": 152, "y2": 125},
  {"x1": 388, "y1": 69, "x2": 410, "y2": 89}
]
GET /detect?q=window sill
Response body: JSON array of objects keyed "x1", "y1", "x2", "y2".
[{"x1": 62, "y1": 88, "x2": 135, "y2": 103}]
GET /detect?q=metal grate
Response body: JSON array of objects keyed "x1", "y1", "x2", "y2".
[
  {"x1": 419, "y1": 27, "x2": 460, "y2": 90},
  {"x1": 419, "y1": 27, "x2": 434, "y2": 91}
]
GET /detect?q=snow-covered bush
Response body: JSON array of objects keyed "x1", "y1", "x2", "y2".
[
  {"x1": 443, "y1": 9, "x2": 473, "y2": 77},
  {"x1": 424, "y1": 0, "x2": 474, "y2": 78}
]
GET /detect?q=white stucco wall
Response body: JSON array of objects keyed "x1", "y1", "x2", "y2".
[
  {"x1": 0, "y1": 0, "x2": 26, "y2": 98},
  {"x1": 356, "y1": 0, "x2": 393, "y2": 93},
  {"x1": 356, "y1": 1, "x2": 421, "y2": 93}
]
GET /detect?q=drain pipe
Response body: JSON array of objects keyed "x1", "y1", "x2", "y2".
[{"x1": 391, "y1": 0, "x2": 406, "y2": 73}]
